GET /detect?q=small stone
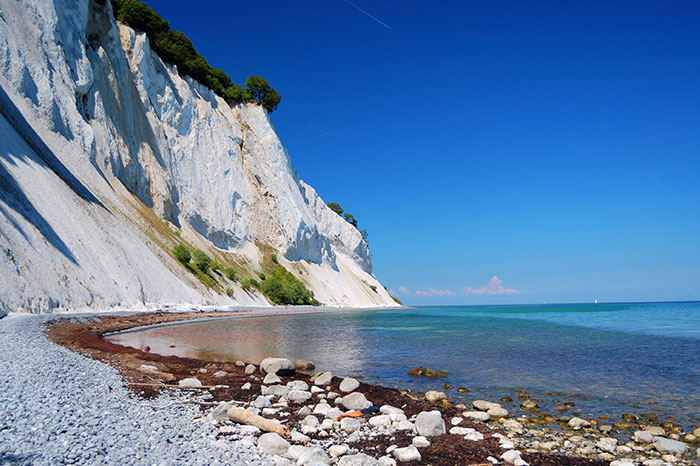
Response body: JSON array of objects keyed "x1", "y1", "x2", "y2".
[
  {"x1": 337, "y1": 453, "x2": 380, "y2": 466},
  {"x1": 245, "y1": 364, "x2": 256, "y2": 375},
  {"x1": 653, "y1": 437, "x2": 686, "y2": 454},
  {"x1": 340, "y1": 392, "x2": 372, "y2": 410},
  {"x1": 596, "y1": 437, "x2": 618, "y2": 453},
  {"x1": 297, "y1": 446, "x2": 330, "y2": 465},
  {"x1": 369, "y1": 415, "x2": 392, "y2": 427},
  {"x1": 311, "y1": 386, "x2": 324, "y2": 393},
  {"x1": 340, "y1": 417, "x2": 363, "y2": 433},
  {"x1": 240, "y1": 382, "x2": 251, "y2": 390},
  {"x1": 266, "y1": 385, "x2": 290, "y2": 397},
  {"x1": 257, "y1": 432, "x2": 290, "y2": 455},
  {"x1": 286, "y1": 445, "x2": 306, "y2": 461},
  {"x1": 487, "y1": 406, "x2": 509, "y2": 419},
  {"x1": 394, "y1": 420, "x2": 414, "y2": 430},
  {"x1": 294, "y1": 359, "x2": 315, "y2": 371},
  {"x1": 684, "y1": 433, "x2": 697, "y2": 443},
  {"x1": 412, "y1": 436, "x2": 430, "y2": 448},
  {"x1": 473, "y1": 400, "x2": 501, "y2": 411},
  {"x1": 635, "y1": 430, "x2": 655, "y2": 443},
  {"x1": 291, "y1": 431, "x2": 310, "y2": 444},
  {"x1": 378, "y1": 456, "x2": 397, "y2": 466},
  {"x1": 198, "y1": 367, "x2": 208, "y2": 373},
  {"x1": 235, "y1": 360, "x2": 246, "y2": 366},
  {"x1": 213, "y1": 370, "x2": 228, "y2": 377},
  {"x1": 568, "y1": 417, "x2": 590, "y2": 428},
  {"x1": 208, "y1": 402, "x2": 233, "y2": 423},
  {"x1": 414, "y1": 410, "x2": 446, "y2": 437},
  {"x1": 321, "y1": 419, "x2": 334, "y2": 430},
  {"x1": 599, "y1": 425, "x2": 612, "y2": 433},
  {"x1": 287, "y1": 380, "x2": 309, "y2": 391},
  {"x1": 286, "y1": 390, "x2": 312, "y2": 403},
  {"x1": 139, "y1": 364, "x2": 158, "y2": 371},
  {"x1": 503, "y1": 419, "x2": 524, "y2": 434},
  {"x1": 451, "y1": 417, "x2": 463, "y2": 425},
  {"x1": 393, "y1": 445, "x2": 421, "y2": 462},
  {"x1": 264, "y1": 372, "x2": 282, "y2": 384},
  {"x1": 464, "y1": 430, "x2": 485, "y2": 441},
  {"x1": 463, "y1": 411, "x2": 491, "y2": 422},
  {"x1": 314, "y1": 371, "x2": 333, "y2": 386},
  {"x1": 425, "y1": 390, "x2": 447, "y2": 402},
  {"x1": 253, "y1": 395, "x2": 272, "y2": 409},
  {"x1": 644, "y1": 426, "x2": 666, "y2": 436},
  {"x1": 339, "y1": 377, "x2": 361, "y2": 392},
  {"x1": 501, "y1": 450, "x2": 528, "y2": 466},
  {"x1": 329, "y1": 445, "x2": 349, "y2": 457},
  {"x1": 178, "y1": 378, "x2": 202, "y2": 387},
  {"x1": 660, "y1": 455, "x2": 678, "y2": 464},
  {"x1": 520, "y1": 399, "x2": 539, "y2": 410}
]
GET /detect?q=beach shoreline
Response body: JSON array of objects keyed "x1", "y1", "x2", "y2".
[{"x1": 42, "y1": 310, "x2": 699, "y2": 466}]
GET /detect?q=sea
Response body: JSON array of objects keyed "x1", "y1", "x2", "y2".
[{"x1": 107, "y1": 301, "x2": 700, "y2": 429}]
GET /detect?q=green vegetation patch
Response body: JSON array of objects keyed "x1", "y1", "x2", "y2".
[
  {"x1": 259, "y1": 266, "x2": 320, "y2": 306},
  {"x1": 110, "y1": 0, "x2": 280, "y2": 111},
  {"x1": 326, "y1": 202, "x2": 368, "y2": 242}
]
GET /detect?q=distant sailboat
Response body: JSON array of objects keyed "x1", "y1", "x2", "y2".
[{"x1": 594, "y1": 299, "x2": 598, "y2": 304}]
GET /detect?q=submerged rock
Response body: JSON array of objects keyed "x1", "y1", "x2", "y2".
[
  {"x1": 653, "y1": 437, "x2": 686, "y2": 454},
  {"x1": 294, "y1": 359, "x2": 315, "y2": 371},
  {"x1": 407, "y1": 367, "x2": 449, "y2": 378}
]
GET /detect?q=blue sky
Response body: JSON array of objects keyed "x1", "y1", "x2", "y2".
[{"x1": 145, "y1": 0, "x2": 700, "y2": 305}]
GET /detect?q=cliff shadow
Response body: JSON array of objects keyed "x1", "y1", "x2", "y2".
[{"x1": 0, "y1": 85, "x2": 111, "y2": 264}]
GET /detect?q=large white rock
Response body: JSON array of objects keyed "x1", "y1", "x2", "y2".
[
  {"x1": 257, "y1": 432, "x2": 290, "y2": 455},
  {"x1": 653, "y1": 437, "x2": 687, "y2": 454},
  {"x1": 0, "y1": 0, "x2": 399, "y2": 313},
  {"x1": 339, "y1": 377, "x2": 360, "y2": 392},
  {"x1": 501, "y1": 450, "x2": 528, "y2": 466},
  {"x1": 314, "y1": 372, "x2": 333, "y2": 386},
  {"x1": 414, "y1": 410, "x2": 446, "y2": 437},
  {"x1": 260, "y1": 358, "x2": 295, "y2": 376},
  {"x1": 340, "y1": 392, "x2": 371, "y2": 411},
  {"x1": 297, "y1": 446, "x2": 331, "y2": 465}
]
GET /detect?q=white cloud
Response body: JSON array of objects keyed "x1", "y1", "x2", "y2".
[
  {"x1": 396, "y1": 285, "x2": 455, "y2": 296},
  {"x1": 462, "y1": 276, "x2": 521, "y2": 296},
  {"x1": 415, "y1": 287, "x2": 455, "y2": 296}
]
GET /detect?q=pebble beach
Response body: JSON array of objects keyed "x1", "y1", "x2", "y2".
[{"x1": 2, "y1": 310, "x2": 698, "y2": 466}]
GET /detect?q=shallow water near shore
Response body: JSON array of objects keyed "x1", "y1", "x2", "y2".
[{"x1": 107, "y1": 301, "x2": 700, "y2": 429}]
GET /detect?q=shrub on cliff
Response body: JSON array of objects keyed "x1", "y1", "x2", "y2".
[
  {"x1": 224, "y1": 267, "x2": 237, "y2": 281},
  {"x1": 192, "y1": 249, "x2": 211, "y2": 272},
  {"x1": 173, "y1": 244, "x2": 190, "y2": 264},
  {"x1": 260, "y1": 266, "x2": 320, "y2": 306}
]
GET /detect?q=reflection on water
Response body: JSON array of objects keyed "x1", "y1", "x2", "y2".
[{"x1": 106, "y1": 303, "x2": 700, "y2": 429}]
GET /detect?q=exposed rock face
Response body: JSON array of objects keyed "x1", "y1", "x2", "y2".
[{"x1": 0, "y1": 0, "x2": 398, "y2": 313}]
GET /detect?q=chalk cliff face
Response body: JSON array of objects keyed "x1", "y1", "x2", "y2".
[{"x1": 0, "y1": 0, "x2": 397, "y2": 314}]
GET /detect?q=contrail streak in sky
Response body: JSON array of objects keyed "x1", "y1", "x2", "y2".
[{"x1": 342, "y1": 0, "x2": 392, "y2": 30}]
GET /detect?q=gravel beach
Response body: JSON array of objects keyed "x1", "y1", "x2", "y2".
[{"x1": 0, "y1": 314, "x2": 271, "y2": 466}]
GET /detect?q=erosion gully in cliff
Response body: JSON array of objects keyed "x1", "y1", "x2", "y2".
[{"x1": 0, "y1": 0, "x2": 397, "y2": 313}]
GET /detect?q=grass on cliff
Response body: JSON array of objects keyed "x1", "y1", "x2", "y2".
[{"x1": 109, "y1": 0, "x2": 280, "y2": 112}]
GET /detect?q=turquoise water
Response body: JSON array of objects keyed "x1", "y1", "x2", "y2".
[{"x1": 108, "y1": 302, "x2": 700, "y2": 428}]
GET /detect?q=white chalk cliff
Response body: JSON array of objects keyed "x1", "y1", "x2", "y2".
[{"x1": 0, "y1": 0, "x2": 398, "y2": 314}]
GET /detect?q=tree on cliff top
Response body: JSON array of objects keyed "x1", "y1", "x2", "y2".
[{"x1": 245, "y1": 76, "x2": 282, "y2": 113}]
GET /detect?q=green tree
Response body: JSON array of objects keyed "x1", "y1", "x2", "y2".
[
  {"x1": 173, "y1": 244, "x2": 191, "y2": 264},
  {"x1": 245, "y1": 76, "x2": 281, "y2": 112},
  {"x1": 327, "y1": 202, "x2": 344, "y2": 216},
  {"x1": 344, "y1": 213, "x2": 358, "y2": 227},
  {"x1": 210, "y1": 260, "x2": 221, "y2": 272},
  {"x1": 192, "y1": 249, "x2": 211, "y2": 272}
]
